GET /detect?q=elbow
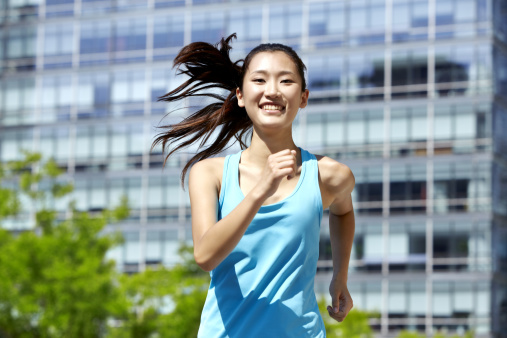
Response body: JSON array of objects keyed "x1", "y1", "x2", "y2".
[{"x1": 193, "y1": 247, "x2": 217, "y2": 272}]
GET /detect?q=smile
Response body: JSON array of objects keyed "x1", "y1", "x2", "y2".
[{"x1": 260, "y1": 104, "x2": 285, "y2": 112}]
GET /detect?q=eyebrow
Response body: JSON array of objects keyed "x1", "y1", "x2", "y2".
[{"x1": 250, "y1": 70, "x2": 296, "y2": 76}]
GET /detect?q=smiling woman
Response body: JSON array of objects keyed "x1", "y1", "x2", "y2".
[{"x1": 151, "y1": 34, "x2": 356, "y2": 337}]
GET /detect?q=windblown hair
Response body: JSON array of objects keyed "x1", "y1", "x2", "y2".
[{"x1": 151, "y1": 33, "x2": 307, "y2": 188}]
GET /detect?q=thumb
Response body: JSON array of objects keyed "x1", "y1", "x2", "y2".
[{"x1": 331, "y1": 295, "x2": 340, "y2": 313}]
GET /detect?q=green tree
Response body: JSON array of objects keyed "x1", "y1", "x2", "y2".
[
  {"x1": 318, "y1": 297, "x2": 374, "y2": 338},
  {"x1": 107, "y1": 245, "x2": 209, "y2": 338},
  {"x1": 397, "y1": 330, "x2": 475, "y2": 338},
  {"x1": 0, "y1": 152, "x2": 128, "y2": 337},
  {"x1": 0, "y1": 152, "x2": 211, "y2": 337},
  {"x1": 396, "y1": 331, "x2": 426, "y2": 338}
]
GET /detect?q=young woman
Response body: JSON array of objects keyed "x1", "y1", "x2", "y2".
[{"x1": 152, "y1": 34, "x2": 355, "y2": 337}]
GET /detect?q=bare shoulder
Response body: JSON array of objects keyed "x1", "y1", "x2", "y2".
[
  {"x1": 189, "y1": 156, "x2": 226, "y2": 199},
  {"x1": 314, "y1": 154, "x2": 355, "y2": 211},
  {"x1": 314, "y1": 154, "x2": 355, "y2": 190}
]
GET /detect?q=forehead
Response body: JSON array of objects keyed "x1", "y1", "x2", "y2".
[{"x1": 246, "y1": 51, "x2": 299, "y2": 74}]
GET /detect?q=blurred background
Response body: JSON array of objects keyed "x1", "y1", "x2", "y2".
[{"x1": 0, "y1": 0, "x2": 506, "y2": 337}]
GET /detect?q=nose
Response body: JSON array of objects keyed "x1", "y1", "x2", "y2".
[{"x1": 264, "y1": 79, "x2": 280, "y2": 98}]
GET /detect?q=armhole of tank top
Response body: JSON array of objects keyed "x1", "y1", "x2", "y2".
[{"x1": 218, "y1": 154, "x2": 230, "y2": 210}]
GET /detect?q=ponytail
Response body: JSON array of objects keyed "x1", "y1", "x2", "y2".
[{"x1": 151, "y1": 33, "x2": 253, "y2": 188}]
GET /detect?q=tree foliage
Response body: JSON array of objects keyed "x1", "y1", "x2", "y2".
[
  {"x1": 0, "y1": 153, "x2": 127, "y2": 337},
  {"x1": 107, "y1": 246, "x2": 209, "y2": 338},
  {"x1": 0, "y1": 152, "x2": 210, "y2": 337}
]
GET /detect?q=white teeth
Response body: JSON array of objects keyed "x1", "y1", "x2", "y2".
[{"x1": 263, "y1": 105, "x2": 283, "y2": 111}]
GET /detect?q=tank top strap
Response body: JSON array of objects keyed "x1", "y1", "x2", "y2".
[
  {"x1": 299, "y1": 147, "x2": 324, "y2": 217},
  {"x1": 218, "y1": 150, "x2": 243, "y2": 215}
]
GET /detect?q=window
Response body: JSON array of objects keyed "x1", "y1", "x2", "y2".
[
  {"x1": 309, "y1": 2, "x2": 345, "y2": 37},
  {"x1": 435, "y1": 45, "x2": 478, "y2": 96},
  {"x1": 390, "y1": 162, "x2": 426, "y2": 213},
  {"x1": 433, "y1": 162, "x2": 472, "y2": 212},
  {"x1": 191, "y1": 12, "x2": 226, "y2": 43},
  {"x1": 41, "y1": 75, "x2": 72, "y2": 109},
  {"x1": 353, "y1": 164, "x2": 383, "y2": 213},
  {"x1": 8, "y1": 0, "x2": 39, "y2": 8},
  {"x1": 77, "y1": 72, "x2": 110, "y2": 108},
  {"x1": 6, "y1": 26, "x2": 36, "y2": 59},
  {"x1": 114, "y1": 18, "x2": 146, "y2": 52},
  {"x1": 392, "y1": 0, "x2": 428, "y2": 43},
  {"x1": 436, "y1": 0, "x2": 477, "y2": 25},
  {"x1": 347, "y1": 52, "x2": 385, "y2": 89},
  {"x1": 390, "y1": 106, "x2": 427, "y2": 143},
  {"x1": 75, "y1": 126, "x2": 92, "y2": 159},
  {"x1": 306, "y1": 114, "x2": 324, "y2": 147},
  {"x1": 155, "y1": 0, "x2": 184, "y2": 9},
  {"x1": 39, "y1": 126, "x2": 70, "y2": 161},
  {"x1": 388, "y1": 222, "x2": 426, "y2": 271},
  {"x1": 111, "y1": 70, "x2": 145, "y2": 104},
  {"x1": 109, "y1": 178, "x2": 127, "y2": 209},
  {"x1": 127, "y1": 177, "x2": 142, "y2": 209},
  {"x1": 227, "y1": 7, "x2": 262, "y2": 43},
  {"x1": 433, "y1": 104, "x2": 479, "y2": 141},
  {"x1": 44, "y1": 23, "x2": 73, "y2": 57},
  {"x1": 347, "y1": 0, "x2": 385, "y2": 45},
  {"x1": 90, "y1": 177, "x2": 107, "y2": 210},
  {"x1": 269, "y1": 4, "x2": 302, "y2": 41},
  {"x1": 124, "y1": 231, "x2": 140, "y2": 264},
  {"x1": 80, "y1": 21, "x2": 111, "y2": 54},
  {"x1": 325, "y1": 113, "x2": 345, "y2": 147},
  {"x1": 345, "y1": 109, "x2": 384, "y2": 145},
  {"x1": 362, "y1": 222, "x2": 384, "y2": 263},
  {"x1": 153, "y1": 15, "x2": 184, "y2": 49},
  {"x1": 434, "y1": 161, "x2": 490, "y2": 213},
  {"x1": 0, "y1": 129, "x2": 33, "y2": 161},
  {"x1": 391, "y1": 48, "x2": 428, "y2": 86},
  {"x1": 2, "y1": 78, "x2": 35, "y2": 112},
  {"x1": 308, "y1": 55, "x2": 343, "y2": 91}
]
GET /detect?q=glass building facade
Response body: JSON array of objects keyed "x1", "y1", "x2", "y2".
[{"x1": 1, "y1": 0, "x2": 506, "y2": 336}]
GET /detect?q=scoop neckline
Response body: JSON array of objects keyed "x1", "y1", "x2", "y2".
[{"x1": 235, "y1": 147, "x2": 306, "y2": 208}]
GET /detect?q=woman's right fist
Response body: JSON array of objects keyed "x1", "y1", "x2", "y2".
[{"x1": 255, "y1": 149, "x2": 298, "y2": 199}]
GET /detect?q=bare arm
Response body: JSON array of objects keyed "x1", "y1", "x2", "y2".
[
  {"x1": 189, "y1": 149, "x2": 298, "y2": 272},
  {"x1": 329, "y1": 197, "x2": 355, "y2": 283},
  {"x1": 323, "y1": 162, "x2": 356, "y2": 322}
]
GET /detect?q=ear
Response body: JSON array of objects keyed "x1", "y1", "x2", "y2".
[
  {"x1": 236, "y1": 88, "x2": 245, "y2": 107},
  {"x1": 299, "y1": 89, "x2": 309, "y2": 109}
]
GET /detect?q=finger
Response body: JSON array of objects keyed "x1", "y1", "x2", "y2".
[
  {"x1": 326, "y1": 307, "x2": 346, "y2": 322},
  {"x1": 273, "y1": 155, "x2": 296, "y2": 162},
  {"x1": 327, "y1": 308, "x2": 347, "y2": 321},
  {"x1": 331, "y1": 295, "x2": 340, "y2": 314},
  {"x1": 289, "y1": 150, "x2": 297, "y2": 179},
  {"x1": 275, "y1": 160, "x2": 296, "y2": 170},
  {"x1": 275, "y1": 149, "x2": 293, "y2": 156}
]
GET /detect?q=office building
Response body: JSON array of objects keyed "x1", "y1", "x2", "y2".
[{"x1": 1, "y1": 0, "x2": 506, "y2": 336}]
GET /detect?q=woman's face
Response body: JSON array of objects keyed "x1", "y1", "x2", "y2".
[{"x1": 236, "y1": 51, "x2": 309, "y2": 131}]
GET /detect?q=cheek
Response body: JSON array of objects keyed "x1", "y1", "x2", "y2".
[{"x1": 244, "y1": 88, "x2": 262, "y2": 102}]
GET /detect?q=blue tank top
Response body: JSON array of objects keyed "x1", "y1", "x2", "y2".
[{"x1": 198, "y1": 147, "x2": 326, "y2": 338}]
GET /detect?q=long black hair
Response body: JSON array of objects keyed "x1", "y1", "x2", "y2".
[{"x1": 151, "y1": 33, "x2": 307, "y2": 188}]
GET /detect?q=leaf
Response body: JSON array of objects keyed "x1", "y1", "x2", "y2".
[{"x1": 51, "y1": 183, "x2": 74, "y2": 199}]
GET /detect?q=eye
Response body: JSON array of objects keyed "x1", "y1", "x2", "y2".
[
  {"x1": 253, "y1": 78, "x2": 265, "y2": 83},
  {"x1": 281, "y1": 79, "x2": 294, "y2": 83}
]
